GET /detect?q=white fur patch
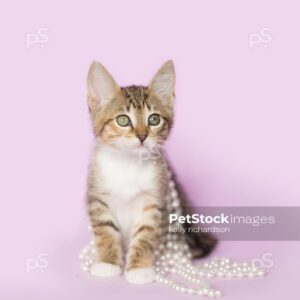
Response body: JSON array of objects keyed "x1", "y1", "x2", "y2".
[
  {"x1": 96, "y1": 145, "x2": 155, "y2": 198},
  {"x1": 95, "y1": 145, "x2": 157, "y2": 241},
  {"x1": 125, "y1": 267, "x2": 156, "y2": 284},
  {"x1": 90, "y1": 262, "x2": 122, "y2": 278}
]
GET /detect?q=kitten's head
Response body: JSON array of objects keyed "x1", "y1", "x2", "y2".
[{"x1": 87, "y1": 61, "x2": 175, "y2": 152}]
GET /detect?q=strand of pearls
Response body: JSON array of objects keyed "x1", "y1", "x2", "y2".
[
  {"x1": 79, "y1": 173, "x2": 267, "y2": 297},
  {"x1": 79, "y1": 236, "x2": 96, "y2": 272}
]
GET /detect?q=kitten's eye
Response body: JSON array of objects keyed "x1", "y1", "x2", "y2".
[
  {"x1": 148, "y1": 114, "x2": 160, "y2": 126},
  {"x1": 116, "y1": 115, "x2": 131, "y2": 127}
]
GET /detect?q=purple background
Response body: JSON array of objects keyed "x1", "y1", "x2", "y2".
[{"x1": 1, "y1": 0, "x2": 299, "y2": 299}]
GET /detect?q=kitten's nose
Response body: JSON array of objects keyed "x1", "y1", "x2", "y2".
[{"x1": 137, "y1": 134, "x2": 147, "y2": 143}]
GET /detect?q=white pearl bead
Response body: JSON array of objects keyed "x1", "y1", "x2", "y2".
[
  {"x1": 202, "y1": 288, "x2": 208, "y2": 295},
  {"x1": 208, "y1": 290, "x2": 215, "y2": 297},
  {"x1": 82, "y1": 266, "x2": 88, "y2": 272}
]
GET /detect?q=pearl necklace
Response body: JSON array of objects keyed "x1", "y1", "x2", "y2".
[{"x1": 79, "y1": 174, "x2": 267, "y2": 297}]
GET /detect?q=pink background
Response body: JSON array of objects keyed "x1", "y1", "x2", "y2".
[{"x1": 0, "y1": 0, "x2": 299, "y2": 299}]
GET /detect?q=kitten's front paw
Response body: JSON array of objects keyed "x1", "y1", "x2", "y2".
[
  {"x1": 125, "y1": 267, "x2": 155, "y2": 284},
  {"x1": 90, "y1": 262, "x2": 122, "y2": 278}
]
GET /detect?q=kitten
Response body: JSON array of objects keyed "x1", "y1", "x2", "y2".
[{"x1": 86, "y1": 61, "x2": 216, "y2": 284}]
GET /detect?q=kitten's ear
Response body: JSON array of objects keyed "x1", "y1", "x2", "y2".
[
  {"x1": 148, "y1": 60, "x2": 175, "y2": 104},
  {"x1": 87, "y1": 61, "x2": 120, "y2": 111}
]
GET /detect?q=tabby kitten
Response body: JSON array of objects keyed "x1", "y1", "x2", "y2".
[{"x1": 86, "y1": 61, "x2": 216, "y2": 284}]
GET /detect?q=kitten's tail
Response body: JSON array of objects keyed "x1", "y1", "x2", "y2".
[{"x1": 183, "y1": 220, "x2": 217, "y2": 258}]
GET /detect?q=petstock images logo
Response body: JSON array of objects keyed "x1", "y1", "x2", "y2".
[{"x1": 167, "y1": 207, "x2": 300, "y2": 241}]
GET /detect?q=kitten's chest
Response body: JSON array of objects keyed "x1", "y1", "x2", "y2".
[{"x1": 96, "y1": 148, "x2": 156, "y2": 199}]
